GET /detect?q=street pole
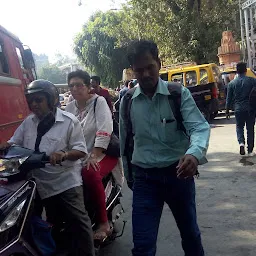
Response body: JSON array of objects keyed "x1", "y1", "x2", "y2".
[
  {"x1": 244, "y1": 8, "x2": 252, "y2": 68},
  {"x1": 239, "y1": 0, "x2": 246, "y2": 61},
  {"x1": 250, "y1": 7, "x2": 255, "y2": 68}
]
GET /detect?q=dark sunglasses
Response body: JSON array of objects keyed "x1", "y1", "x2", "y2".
[{"x1": 26, "y1": 96, "x2": 45, "y2": 104}]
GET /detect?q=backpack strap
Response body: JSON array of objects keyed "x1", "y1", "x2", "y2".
[
  {"x1": 167, "y1": 82, "x2": 186, "y2": 134},
  {"x1": 122, "y1": 87, "x2": 136, "y2": 182}
]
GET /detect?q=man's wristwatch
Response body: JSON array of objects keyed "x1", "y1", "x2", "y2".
[{"x1": 61, "y1": 150, "x2": 68, "y2": 161}]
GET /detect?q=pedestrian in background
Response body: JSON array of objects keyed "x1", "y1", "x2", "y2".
[
  {"x1": 91, "y1": 76, "x2": 113, "y2": 112},
  {"x1": 119, "y1": 80, "x2": 130, "y2": 100},
  {"x1": 226, "y1": 62, "x2": 256, "y2": 156}
]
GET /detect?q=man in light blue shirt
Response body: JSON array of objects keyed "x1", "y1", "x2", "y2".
[{"x1": 119, "y1": 40, "x2": 210, "y2": 256}]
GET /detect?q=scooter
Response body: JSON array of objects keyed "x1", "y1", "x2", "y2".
[{"x1": 0, "y1": 146, "x2": 125, "y2": 255}]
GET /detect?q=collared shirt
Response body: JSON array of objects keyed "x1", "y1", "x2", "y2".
[
  {"x1": 119, "y1": 78, "x2": 210, "y2": 174},
  {"x1": 8, "y1": 108, "x2": 87, "y2": 200},
  {"x1": 65, "y1": 94, "x2": 112, "y2": 155},
  {"x1": 226, "y1": 74, "x2": 256, "y2": 112}
]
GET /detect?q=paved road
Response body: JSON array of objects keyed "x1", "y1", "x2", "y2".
[{"x1": 101, "y1": 115, "x2": 256, "y2": 256}]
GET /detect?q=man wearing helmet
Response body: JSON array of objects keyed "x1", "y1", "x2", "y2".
[{"x1": 0, "y1": 80, "x2": 95, "y2": 256}]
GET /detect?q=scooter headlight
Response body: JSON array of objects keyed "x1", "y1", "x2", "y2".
[
  {"x1": 0, "y1": 157, "x2": 28, "y2": 176},
  {"x1": 0, "y1": 200, "x2": 26, "y2": 232}
]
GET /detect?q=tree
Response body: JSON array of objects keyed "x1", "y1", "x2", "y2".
[
  {"x1": 53, "y1": 53, "x2": 76, "y2": 67},
  {"x1": 37, "y1": 64, "x2": 67, "y2": 84},
  {"x1": 116, "y1": 0, "x2": 240, "y2": 64},
  {"x1": 74, "y1": 11, "x2": 129, "y2": 87},
  {"x1": 74, "y1": 0, "x2": 240, "y2": 83}
]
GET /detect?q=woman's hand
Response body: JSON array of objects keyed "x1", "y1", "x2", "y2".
[
  {"x1": 87, "y1": 153, "x2": 100, "y2": 171},
  {"x1": 86, "y1": 148, "x2": 105, "y2": 171}
]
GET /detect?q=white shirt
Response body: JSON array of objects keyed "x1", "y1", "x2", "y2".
[
  {"x1": 65, "y1": 94, "x2": 113, "y2": 155},
  {"x1": 8, "y1": 108, "x2": 87, "y2": 200}
]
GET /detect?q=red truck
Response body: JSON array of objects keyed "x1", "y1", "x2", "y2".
[{"x1": 0, "y1": 25, "x2": 36, "y2": 143}]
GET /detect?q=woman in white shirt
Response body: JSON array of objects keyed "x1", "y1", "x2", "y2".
[{"x1": 65, "y1": 70, "x2": 118, "y2": 240}]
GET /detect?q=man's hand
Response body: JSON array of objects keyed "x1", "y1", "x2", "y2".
[
  {"x1": 49, "y1": 151, "x2": 67, "y2": 166},
  {"x1": 176, "y1": 154, "x2": 198, "y2": 179},
  {"x1": 226, "y1": 109, "x2": 230, "y2": 120}
]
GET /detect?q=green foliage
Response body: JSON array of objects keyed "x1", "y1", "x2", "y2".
[
  {"x1": 74, "y1": 0, "x2": 240, "y2": 85},
  {"x1": 74, "y1": 11, "x2": 129, "y2": 87},
  {"x1": 34, "y1": 53, "x2": 78, "y2": 84},
  {"x1": 53, "y1": 53, "x2": 76, "y2": 67},
  {"x1": 37, "y1": 64, "x2": 67, "y2": 84},
  {"x1": 122, "y1": 0, "x2": 240, "y2": 64}
]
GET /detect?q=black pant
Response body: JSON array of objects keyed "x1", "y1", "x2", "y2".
[
  {"x1": 43, "y1": 186, "x2": 95, "y2": 256},
  {"x1": 235, "y1": 111, "x2": 255, "y2": 153}
]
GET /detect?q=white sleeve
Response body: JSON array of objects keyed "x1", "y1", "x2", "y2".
[
  {"x1": 67, "y1": 118, "x2": 88, "y2": 155},
  {"x1": 94, "y1": 97, "x2": 113, "y2": 149},
  {"x1": 8, "y1": 120, "x2": 26, "y2": 146},
  {"x1": 65, "y1": 102, "x2": 75, "y2": 115}
]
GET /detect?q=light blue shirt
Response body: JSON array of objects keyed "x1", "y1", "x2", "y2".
[
  {"x1": 226, "y1": 74, "x2": 256, "y2": 112},
  {"x1": 119, "y1": 78, "x2": 210, "y2": 177}
]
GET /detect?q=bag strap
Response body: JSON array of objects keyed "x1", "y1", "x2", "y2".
[
  {"x1": 167, "y1": 82, "x2": 186, "y2": 134},
  {"x1": 122, "y1": 87, "x2": 136, "y2": 182},
  {"x1": 123, "y1": 87, "x2": 137, "y2": 147},
  {"x1": 93, "y1": 96, "x2": 99, "y2": 114}
]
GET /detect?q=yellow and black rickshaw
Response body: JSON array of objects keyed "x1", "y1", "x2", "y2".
[{"x1": 160, "y1": 63, "x2": 226, "y2": 121}]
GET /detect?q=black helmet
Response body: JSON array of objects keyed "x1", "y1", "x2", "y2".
[{"x1": 25, "y1": 79, "x2": 59, "y2": 109}]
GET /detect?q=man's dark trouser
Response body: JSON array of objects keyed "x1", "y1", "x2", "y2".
[
  {"x1": 43, "y1": 186, "x2": 95, "y2": 256},
  {"x1": 235, "y1": 111, "x2": 255, "y2": 153},
  {"x1": 132, "y1": 164, "x2": 204, "y2": 256}
]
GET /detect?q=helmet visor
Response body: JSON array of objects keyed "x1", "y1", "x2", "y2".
[{"x1": 24, "y1": 88, "x2": 44, "y2": 95}]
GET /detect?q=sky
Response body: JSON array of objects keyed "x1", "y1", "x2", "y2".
[{"x1": 0, "y1": 0, "x2": 125, "y2": 62}]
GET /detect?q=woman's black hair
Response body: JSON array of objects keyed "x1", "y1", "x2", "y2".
[{"x1": 67, "y1": 69, "x2": 91, "y2": 86}]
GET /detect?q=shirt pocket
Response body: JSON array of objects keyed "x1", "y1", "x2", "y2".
[
  {"x1": 158, "y1": 118, "x2": 178, "y2": 143},
  {"x1": 41, "y1": 134, "x2": 65, "y2": 153},
  {"x1": 23, "y1": 134, "x2": 35, "y2": 149}
]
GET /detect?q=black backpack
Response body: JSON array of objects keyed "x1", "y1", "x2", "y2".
[
  {"x1": 249, "y1": 86, "x2": 256, "y2": 109},
  {"x1": 121, "y1": 82, "x2": 186, "y2": 186}
]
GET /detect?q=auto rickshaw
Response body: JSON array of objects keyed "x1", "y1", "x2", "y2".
[{"x1": 160, "y1": 63, "x2": 226, "y2": 121}]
